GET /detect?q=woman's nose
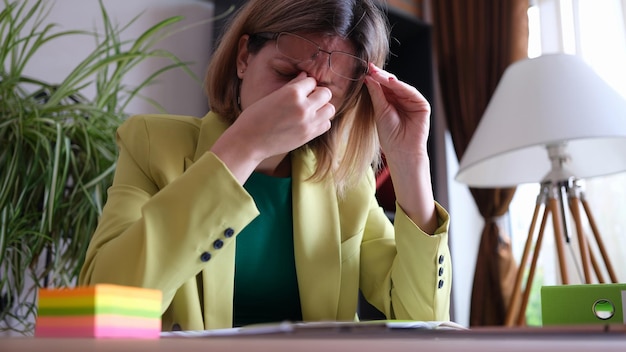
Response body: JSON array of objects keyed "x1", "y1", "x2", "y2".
[{"x1": 297, "y1": 55, "x2": 333, "y2": 85}]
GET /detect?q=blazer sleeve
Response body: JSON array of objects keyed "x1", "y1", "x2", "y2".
[
  {"x1": 78, "y1": 115, "x2": 259, "y2": 312},
  {"x1": 358, "y1": 170, "x2": 451, "y2": 321}
]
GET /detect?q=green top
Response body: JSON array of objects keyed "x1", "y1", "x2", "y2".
[{"x1": 233, "y1": 172, "x2": 302, "y2": 327}]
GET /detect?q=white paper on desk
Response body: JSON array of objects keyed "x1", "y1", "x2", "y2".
[
  {"x1": 383, "y1": 320, "x2": 467, "y2": 330},
  {"x1": 160, "y1": 320, "x2": 467, "y2": 338},
  {"x1": 161, "y1": 321, "x2": 294, "y2": 338}
]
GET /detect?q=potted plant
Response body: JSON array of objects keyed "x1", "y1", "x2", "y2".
[{"x1": 0, "y1": 0, "x2": 195, "y2": 335}]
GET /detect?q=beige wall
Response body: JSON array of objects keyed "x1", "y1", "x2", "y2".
[{"x1": 21, "y1": 0, "x2": 215, "y2": 117}]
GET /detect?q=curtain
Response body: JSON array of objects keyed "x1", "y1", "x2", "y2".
[{"x1": 431, "y1": 0, "x2": 529, "y2": 326}]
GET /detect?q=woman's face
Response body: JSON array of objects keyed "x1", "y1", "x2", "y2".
[{"x1": 236, "y1": 32, "x2": 361, "y2": 112}]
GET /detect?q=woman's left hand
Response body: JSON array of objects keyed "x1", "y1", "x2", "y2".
[
  {"x1": 364, "y1": 63, "x2": 437, "y2": 234},
  {"x1": 364, "y1": 63, "x2": 431, "y2": 159}
]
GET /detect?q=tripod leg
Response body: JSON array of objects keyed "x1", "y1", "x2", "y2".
[
  {"x1": 588, "y1": 247, "x2": 606, "y2": 283},
  {"x1": 505, "y1": 198, "x2": 545, "y2": 327},
  {"x1": 516, "y1": 203, "x2": 551, "y2": 326},
  {"x1": 568, "y1": 194, "x2": 593, "y2": 283},
  {"x1": 581, "y1": 197, "x2": 619, "y2": 283},
  {"x1": 548, "y1": 197, "x2": 569, "y2": 284}
]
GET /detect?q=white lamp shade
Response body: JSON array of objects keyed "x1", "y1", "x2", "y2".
[{"x1": 455, "y1": 53, "x2": 626, "y2": 188}]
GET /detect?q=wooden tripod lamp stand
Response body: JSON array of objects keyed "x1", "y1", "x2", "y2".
[
  {"x1": 504, "y1": 145, "x2": 619, "y2": 327},
  {"x1": 454, "y1": 54, "x2": 626, "y2": 327}
]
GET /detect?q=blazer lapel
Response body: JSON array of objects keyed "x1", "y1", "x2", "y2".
[
  {"x1": 291, "y1": 149, "x2": 342, "y2": 321},
  {"x1": 191, "y1": 112, "x2": 230, "y2": 163}
]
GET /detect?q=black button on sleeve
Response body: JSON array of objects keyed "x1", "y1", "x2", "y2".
[
  {"x1": 438, "y1": 255, "x2": 445, "y2": 264},
  {"x1": 200, "y1": 251, "x2": 211, "y2": 262},
  {"x1": 213, "y1": 239, "x2": 224, "y2": 249},
  {"x1": 224, "y1": 228, "x2": 235, "y2": 238},
  {"x1": 438, "y1": 279, "x2": 444, "y2": 289},
  {"x1": 439, "y1": 267, "x2": 444, "y2": 277}
]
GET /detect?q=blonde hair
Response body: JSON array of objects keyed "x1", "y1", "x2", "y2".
[{"x1": 205, "y1": 0, "x2": 390, "y2": 194}]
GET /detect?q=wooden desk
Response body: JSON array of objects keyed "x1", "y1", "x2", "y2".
[{"x1": 3, "y1": 328, "x2": 626, "y2": 352}]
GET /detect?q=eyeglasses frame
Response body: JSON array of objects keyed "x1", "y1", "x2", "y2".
[{"x1": 251, "y1": 32, "x2": 369, "y2": 82}]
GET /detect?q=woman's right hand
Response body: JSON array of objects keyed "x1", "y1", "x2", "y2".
[
  {"x1": 237, "y1": 72, "x2": 335, "y2": 157},
  {"x1": 210, "y1": 72, "x2": 335, "y2": 183}
]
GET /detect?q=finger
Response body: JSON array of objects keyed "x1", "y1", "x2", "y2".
[
  {"x1": 282, "y1": 72, "x2": 318, "y2": 102},
  {"x1": 288, "y1": 71, "x2": 317, "y2": 92},
  {"x1": 308, "y1": 86, "x2": 332, "y2": 108},
  {"x1": 364, "y1": 75, "x2": 387, "y2": 111},
  {"x1": 316, "y1": 101, "x2": 336, "y2": 120},
  {"x1": 367, "y1": 66, "x2": 431, "y2": 118},
  {"x1": 313, "y1": 104, "x2": 334, "y2": 135},
  {"x1": 290, "y1": 71, "x2": 310, "y2": 83},
  {"x1": 368, "y1": 63, "x2": 397, "y2": 82},
  {"x1": 367, "y1": 64, "x2": 423, "y2": 100}
]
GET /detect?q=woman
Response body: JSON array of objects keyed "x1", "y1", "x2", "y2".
[{"x1": 79, "y1": 0, "x2": 451, "y2": 331}]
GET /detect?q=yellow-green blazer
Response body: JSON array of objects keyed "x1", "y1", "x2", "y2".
[{"x1": 79, "y1": 112, "x2": 451, "y2": 331}]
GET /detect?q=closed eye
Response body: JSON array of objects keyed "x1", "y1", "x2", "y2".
[
  {"x1": 272, "y1": 58, "x2": 302, "y2": 79},
  {"x1": 275, "y1": 68, "x2": 300, "y2": 79}
]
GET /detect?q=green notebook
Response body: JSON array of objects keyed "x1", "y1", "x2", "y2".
[{"x1": 541, "y1": 283, "x2": 626, "y2": 326}]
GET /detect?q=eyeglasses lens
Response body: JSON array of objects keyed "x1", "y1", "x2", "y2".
[{"x1": 275, "y1": 32, "x2": 367, "y2": 81}]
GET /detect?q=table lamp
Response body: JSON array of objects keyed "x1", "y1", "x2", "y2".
[{"x1": 455, "y1": 53, "x2": 626, "y2": 326}]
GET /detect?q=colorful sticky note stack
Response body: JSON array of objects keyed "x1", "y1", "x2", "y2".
[{"x1": 35, "y1": 284, "x2": 162, "y2": 338}]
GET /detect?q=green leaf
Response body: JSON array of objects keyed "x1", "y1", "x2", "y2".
[{"x1": 0, "y1": 0, "x2": 201, "y2": 334}]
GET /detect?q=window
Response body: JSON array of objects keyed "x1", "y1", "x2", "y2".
[{"x1": 509, "y1": 0, "x2": 626, "y2": 326}]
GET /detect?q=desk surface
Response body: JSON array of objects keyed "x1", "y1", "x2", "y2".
[{"x1": 3, "y1": 328, "x2": 626, "y2": 352}]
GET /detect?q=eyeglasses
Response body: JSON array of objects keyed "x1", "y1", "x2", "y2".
[{"x1": 254, "y1": 32, "x2": 369, "y2": 81}]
